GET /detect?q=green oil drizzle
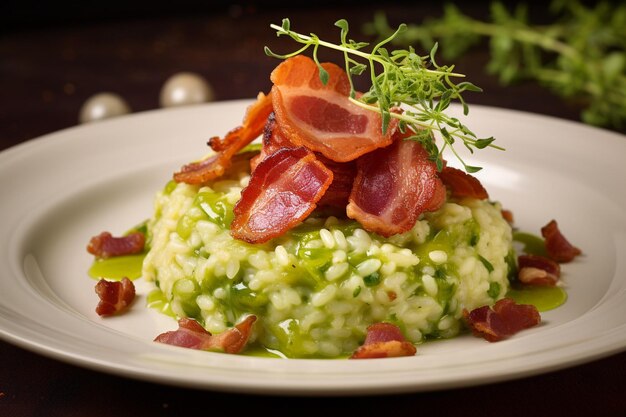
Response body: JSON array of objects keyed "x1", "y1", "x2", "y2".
[
  {"x1": 88, "y1": 253, "x2": 146, "y2": 281},
  {"x1": 147, "y1": 288, "x2": 176, "y2": 318},
  {"x1": 506, "y1": 285, "x2": 567, "y2": 312},
  {"x1": 509, "y1": 231, "x2": 567, "y2": 311},
  {"x1": 88, "y1": 221, "x2": 148, "y2": 281},
  {"x1": 241, "y1": 345, "x2": 287, "y2": 358},
  {"x1": 512, "y1": 231, "x2": 547, "y2": 257}
]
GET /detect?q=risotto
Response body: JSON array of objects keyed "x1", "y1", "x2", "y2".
[{"x1": 142, "y1": 164, "x2": 514, "y2": 358}]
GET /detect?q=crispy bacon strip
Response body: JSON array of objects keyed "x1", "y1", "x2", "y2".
[
  {"x1": 438, "y1": 166, "x2": 488, "y2": 200},
  {"x1": 174, "y1": 152, "x2": 227, "y2": 184},
  {"x1": 271, "y1": 55, "x2": 397, "y2": 162},
  {"x1": 254, "y1": 112, "x2": 356, "y2": 214},
  {"x1": 501, "y1": 209, "x2": 514, "y2": 225},
  {"x1": 464, "y1": 298, "x2": 540, "y2": 342},
  {"x1": 350, "y1": 322, "x2": 416, "y2": 359},
  {"x1": 316, "y1": 155, "x2": 356, "y2": 212},
  {"x1": 87, "y1": 231, "x2": 145, "y2": 259},
  {"x1": 250, "y1": 113, "x2": 355, "y2": 215},
  {"x1": 95, "y1": 277, "x2": 135, "y2": 316},
  {"x1": 154, "y1": 316, "x2": 256, "y2": 354},
  {"x1": 174, "y1": 92, "x2": 272, "y2": 184},
  {"x1": 175, "y1": 150, "x2": 259, "y2": 185},
  {"x1": 518, "y1": 254, "x2": 560, "y2": 286},
  {"x1": 208, "y1": 93, "x2": 273, "y2": 152},
  {"x1": 250, "y1": 112, "x2": 295, "y2": 172},
  {"x1": 346, "y1": 137, "x2": 446, "y2": 237},
  {"x1": 541, "y1": 220, "x2": 582, "y2": 263},
  {"x1": 231, "y1": 147, "x2": 334, "y2": 243},
  {"x1": 262, "y1": 112, "x2": 294, "y2": 153}
]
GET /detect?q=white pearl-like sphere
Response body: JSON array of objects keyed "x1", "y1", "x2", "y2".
[
  {"x1": 79, "y1": 93, "x2": 131, "y2": 123},
  {"x1": 159, "y1": 72, "x2": 215, "y2": 107}
]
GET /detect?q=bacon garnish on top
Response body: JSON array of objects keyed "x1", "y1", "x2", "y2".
[
  {"x1": 350, "y1": 322, "x2": 416, "y2": 359},
  {"x1": 95, "y1": 277, "x2": 136, "y2": 316},
  {"x1": 346, "y1": 136, "x2": 446, "y2": 237},
  {"x1": 252, "y1": 113, "x2": 357, "y2": 214},
  {"x1": 154, "y1": 315, "x2": 256, "y2": 354},
  {"x1": 209, "y1": 92, "x2": 273, "y2": 152},
  {"x1": 438, "y1": 166, "x2": 489, "y2": 200},
  {"x1": 250, "y1": 111, "x2": 295, "y2": 172},
  {"x1": 315, "y1": 155, "x2": 356, "y2": 212},
  {"x1": 171, "y1": 56, "x2": 505, "y2": 242},
  {"x1": 463, "y1": 298, "x2": 540, "y2": 342},
  {"x1": 541, "y1": 219, "x2": 582, "y2": 263},
  {"x1": 270, "y1": 55, "x2": 397, "y2": 162},
  {"x1": 174, "y1": 92, "x2": 272, "y2": 185},
  {"x1": 231, "y1": 147, "x2": 333, "y2": 243},
  {"x1": 87, "y1": 231, "x2": 145, "y2": 259}
]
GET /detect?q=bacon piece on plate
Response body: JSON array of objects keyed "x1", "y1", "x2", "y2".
[
  {"x1": 154, "y1": 315, "x2": 256, "y2": 354},
  {"x1": 350, "y1": 322, "x2": 416, "y2": 359},
  {"x1": 87, "y1": 231, "x2": 145, "y2": 259},
  {"x1": 346, "y1": 137, "x2": 445, "y2": 237},
  {"x1": 174, "y1": 92, "x2": 272, "y2": 184},
  {"x1": 271, "y1": 55, "x2": 397, "y2": 162},
  {"x1": 95, "y1": 277, "x2": 136, "y2": 316},
  {"x1": 518, "y1": 254, "x2": 561, "y2": 286},
  {"x1": 438, "y1": 166, "x2": 488, "y2": 200},
  {"x1": 541, "y1": 220, "x2": 582, "y2": 263},
  {"x1": 464, "y1": 298, "x2": 540, "y2": 342},
  {"x1": 231, "y1": 147, "x2": 333, "y2": 243}
]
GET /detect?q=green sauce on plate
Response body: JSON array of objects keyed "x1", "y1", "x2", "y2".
[
  {"x1": 147, "y1": 289, "x2": 176, "y2": 318},
  {"x1": 88, "y1": 253, "x2": 145, "y2": 281},
  {"x1": 507, "y1": 285, "x2": 567, "y2": 312},
  {"x1": 513, "y1": 231, "x2": 548, "y2": 257},
  {"x1": 509, "y1": 231, "x2": 566, "y2": 311}
]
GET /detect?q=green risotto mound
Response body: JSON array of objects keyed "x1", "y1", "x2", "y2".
[{"x1": 142, "y1": 169, "x2": 514, "y2": 358}]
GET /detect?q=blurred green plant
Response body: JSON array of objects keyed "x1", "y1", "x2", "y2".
[{"x1": 365, "y1": 0, "x2": 626, "y2": 130}]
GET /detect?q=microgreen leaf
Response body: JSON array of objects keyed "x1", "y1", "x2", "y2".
[
  {"x1": 318, "y1": 66, "x2": 330, "y2": 85},
  {"x1": 334, "y1": 19, "x2": 349, "y2": 31},
  {"x1": 475, "y1": 137, "x2": 495, "y2": 148},
  {"x1": 281, "y1": 18, "x2": 290, "y2": 31},
  {"x1": 464, "y1": 165, "x2": 482, "y2": 173},
  {"x1": 457, "y1": 81, "x2": 483, "y2": 92},
  {"x1": 349, "y1": 63, "x2": 367, "y2": 75}
]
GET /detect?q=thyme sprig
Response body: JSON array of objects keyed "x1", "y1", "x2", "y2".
[{"x1": 265, "y1": 18, "x2": 500, "y2": 173}]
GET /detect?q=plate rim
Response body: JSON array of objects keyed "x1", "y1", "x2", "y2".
[{"x1": 1, "y1": 100, "x2": 626, "y2": 395}]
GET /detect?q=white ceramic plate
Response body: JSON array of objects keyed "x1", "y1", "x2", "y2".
[{"x1": 1, "y1": 100, "x2": 625, "y2": 395}]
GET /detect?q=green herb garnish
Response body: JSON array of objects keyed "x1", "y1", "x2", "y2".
[
  {"x1": 265, "y1": 18, "x2": 501, "y2": 173},
  {"x1": 487, "y1": 282, "x2": 501, "y2": 299},
  {"x1": 365, "y1": 1, "x2": 626, "y2": 130},
  {"x1": 363, "y1": 272, "x2": 381, "y2": 287},
  {"x1": 478, "y1": 254, "x2": 495, "y2": 272}
]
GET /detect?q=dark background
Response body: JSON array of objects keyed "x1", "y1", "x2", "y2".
[
  {"x1": 0, "y1": 0, "x2": 594, "y2": 150},
  {"x1": 2, "y1": 1, "x2": 626, "y2": 416}
]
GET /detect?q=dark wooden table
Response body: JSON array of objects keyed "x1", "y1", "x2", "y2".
[{"x1": 2, "y1": 3, "x2": 625, "y2": 416}]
